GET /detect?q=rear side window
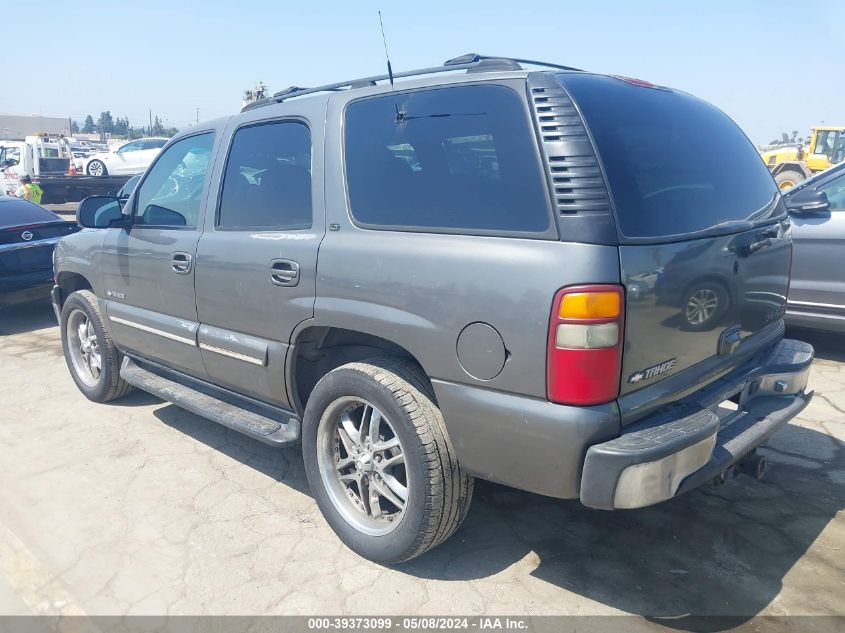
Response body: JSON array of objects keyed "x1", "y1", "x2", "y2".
[
  {"x1": 344, "y1": 84, "x2": 550, "y2": 234},
  {"x1": 560, "y1": 74, "x2": 779, "y2": 239},
  {"x1": 218, "y1": 121, "x2": 312, "y2": 229},
  {"x1": 0, "y1": 199, "x2": 59, "y2": 229}
]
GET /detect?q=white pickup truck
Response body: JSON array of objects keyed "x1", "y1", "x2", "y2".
[{"x1": 1, "y1": 136, "x2": 130, "y2": 203}]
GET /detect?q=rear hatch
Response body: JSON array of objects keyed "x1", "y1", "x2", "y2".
[{"x1": 557, "y1": 74, "x2": 790, "y2": 416}]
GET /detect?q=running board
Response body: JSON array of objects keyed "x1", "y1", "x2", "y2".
[{"x1": 120, "y1": 357, "x2": 300, "y2": 446}]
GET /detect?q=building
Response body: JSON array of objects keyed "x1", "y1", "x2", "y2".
[{"x1": 0, "y1": 114, "x2": 73, "y2": 141}]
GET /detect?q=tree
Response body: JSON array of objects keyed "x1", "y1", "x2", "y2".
[
  {"x1": 151, "y1": 115, "x2": 165, "y2": 137},
  {"x1": 96, "y1": 111, "x2": 114, "y2": 135},
  {"x1": 71, "y1": 120, "x2": 80, "y2": 134},
  {"x1": 113, "y1": 116, "x2": 130, "y2": 137},
  {"x1": 82, "y1": 115, "x2": 95, "y2": 134}
]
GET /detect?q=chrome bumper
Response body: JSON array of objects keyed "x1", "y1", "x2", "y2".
[{"x1": 580, "y1": 339, "x2": 814, "y2": 510}]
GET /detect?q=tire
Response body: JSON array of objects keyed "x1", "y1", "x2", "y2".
[
  {"x1": 86, "y1": 160, "x2": 107, "y2": 176},
  {"x1": 60, "y1": 290, "x2": 133, "y2": 402},
  {"x1": 302, "y1": 357, "x2": 473, "y2": 563},
  {"x1": 774, "y1": 170, "x2": 804, "y2": 190},
  {"x1": 682, "y1": 281, "x2": 729, "y2": 331}
]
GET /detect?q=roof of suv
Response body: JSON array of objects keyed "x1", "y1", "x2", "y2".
[{"x1": 240, "y1": 54, "x2": 584, "y2": 113}]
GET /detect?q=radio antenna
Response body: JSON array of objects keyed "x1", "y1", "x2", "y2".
[{"x1": 378, "y1": 11, "x2": 406, "y2": 123}]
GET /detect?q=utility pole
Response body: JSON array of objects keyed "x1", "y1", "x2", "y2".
[
  {"x1": 149, "y1": 109, "x2": 153, "y2": 137},
  {"x1": 196, "y1": 108, "x2": 199, "y2": 125}
]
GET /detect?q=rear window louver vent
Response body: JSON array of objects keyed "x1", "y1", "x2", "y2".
[{"x1": 527, "y1": 73, "x2": 617, "y2": 244}]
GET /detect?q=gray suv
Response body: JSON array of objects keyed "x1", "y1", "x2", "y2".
[{"x1": 53, "y1": 55, "x2": 815, "y2": 563}]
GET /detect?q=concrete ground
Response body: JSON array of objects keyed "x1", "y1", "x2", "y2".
[{"x1": 0, "y1": 300, "x2": 842, "y2": 626}]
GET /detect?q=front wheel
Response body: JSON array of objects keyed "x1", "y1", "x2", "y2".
[
  {"x1": 302, "y1": 358, "x2": 473, "y2": 563},
  {"x1": 86, "y1": 160, "x2": 107, "y2": 176},
  {"x1": 774, "y1": 170, "x2": 804, "y2": 190},
  {"x1": 60, "y1": 290, "x2": 133, "y2": 402}
]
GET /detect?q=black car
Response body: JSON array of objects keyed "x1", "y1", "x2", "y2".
[{"x1": 0, "y1": 198, "x2": 79, "y2": 307}]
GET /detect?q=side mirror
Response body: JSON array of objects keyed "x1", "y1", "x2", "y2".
[
  {"x1": 77, "y1": 196, "x2": 126, "y2": 228},
  {"x1": 786, "y1": 188, "x2": 830, "y2": 215}
]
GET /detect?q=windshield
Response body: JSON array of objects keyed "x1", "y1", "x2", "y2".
[{"x1": 559, "y1": 74, "x2": 779, "y2": 240}]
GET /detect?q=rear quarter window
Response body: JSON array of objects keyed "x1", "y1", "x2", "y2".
[
  {"x1": 559, "y1": 74, "x2": 779, "y2": 239},
  {"x1": 344, "y1": 84, "x2": 552, "y2": 235}
]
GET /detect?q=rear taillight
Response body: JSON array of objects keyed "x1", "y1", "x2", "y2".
[{"x1": 547, "y1": 284, "x2": 625, "y2": 406}]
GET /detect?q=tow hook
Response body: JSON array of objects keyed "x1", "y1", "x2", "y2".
[
  {"x1": 712, "y1": 466, "x2": 736, "y2": 486},
  {"x1": 737, "y1": 452, "x2": 768, "y2": 481},
  {"x1": 711, "y1": 452, "x2": 769, "y2": 486}
]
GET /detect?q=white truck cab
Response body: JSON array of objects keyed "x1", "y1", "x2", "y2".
[
  {"x1": 1, "y1": 136, "x2": 73, "y2": 196},
  {"x1": 1, "y1": 136, "x2": 129, "y2": 202}
]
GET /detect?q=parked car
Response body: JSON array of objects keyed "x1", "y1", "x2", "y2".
[
  {"x1": 83, "y1": 138, "x2": 168, "y2": 176},
  {"x1": 783, "y1": 161, "x2": 845, "y2": 332},
  {"x1": 0, "y1": 198, "x2": 79, "y2": 307},
  {"x1": 53, "y1": 54, "x2": 814, "y2": 564}
]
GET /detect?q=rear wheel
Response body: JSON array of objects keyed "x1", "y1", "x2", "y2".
[
  {"x1": 60, "y1": 290, "x2": 133, "y2": 402},
  {"x1": 86, "y1": 160, "x2": 107, "y2": 176},
  {"x1": 774, "y1": 170, "x2": 804, "y2": 190},
  {"x1": 302, "y1": 357, "x2": 473, "y2": 563}
]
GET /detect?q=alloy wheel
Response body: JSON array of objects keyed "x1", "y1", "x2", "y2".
[
  {"x1": 66, "y1": 309, "x2": 102, "y2": 387},
  {"x1": 685, "y1": 288, "x2": 719, "y2": 325},
  {"x1": 316, "y1": 397, "x2": 408, "y2": 536}
]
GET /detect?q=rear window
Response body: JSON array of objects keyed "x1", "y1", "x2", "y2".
[
  {"x1": 344, "y1": 84, "x2": 551, "y2": 234},
  {"x1": 560, "y1": 74, "x2": 778, "y2": 239},
  {"x1": 0, "y1": 198, "x2": 59, "y2": 229}
]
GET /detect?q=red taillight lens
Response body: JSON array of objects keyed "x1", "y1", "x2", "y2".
[{"x1": 547, "y1": 284, "x2": 625, "y2": 406}]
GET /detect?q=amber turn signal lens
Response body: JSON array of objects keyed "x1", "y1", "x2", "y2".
[{"x1": 559, "y1": 292, "x2": 621, "y2": 319}]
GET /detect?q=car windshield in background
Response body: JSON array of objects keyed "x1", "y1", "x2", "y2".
[
  {"x1": 0, "y1": 198, "x2": 59, "y2": 229},
  {"x1": 559, "y1": 74, "x2": 779, "y2": 240}
]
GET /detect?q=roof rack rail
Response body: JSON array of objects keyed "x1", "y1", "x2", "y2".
[
  {"x1": 242, "y1": 53, "x2": 583, "y2": 112},
  {"x1": 443, "y1": 53, "x2": 582, "y2": 72}
]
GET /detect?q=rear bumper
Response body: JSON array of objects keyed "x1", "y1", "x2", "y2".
[{"x1": 580, "y1": 338, "x2": 814, "y2": 510}]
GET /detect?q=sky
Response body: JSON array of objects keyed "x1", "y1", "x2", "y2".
[{"x1": 8, "y1": 0, "x2": 843, "y2": 145}]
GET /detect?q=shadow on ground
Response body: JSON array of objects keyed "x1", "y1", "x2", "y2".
[
  {"x1": 400, "y1": 420, "x2": 842, "y2": 630},
  {"x1": 0, "y1": 300, "x2": 56, "y2": 335},
  {"x1": 153, "y1": 404, "x2": 312, "y2": 497},
  {"x1": 113, "y1": 327, "x2": 844, "y2": 628},
  {"x1": 149, "y1": 400, "x2": 842, "y2": 630}
]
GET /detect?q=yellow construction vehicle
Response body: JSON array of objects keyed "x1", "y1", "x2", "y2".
[{"x1": 760, "y1": 126, "x2": 845, "y2": 189}]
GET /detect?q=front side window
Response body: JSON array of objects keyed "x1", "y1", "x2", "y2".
[
  {"x1": 344, "y1": 84, "x2": 550, "y2": 234},
  {"x1": 819, "y1": 172, "x2": 845, "y2": 209},
  {"x1": 134, "y1": 133, "x2": 214, "y2": 228},
  {"x1": 0, "y1": 147, "x2": 20, "y2": 166},
  {"x1": 218, "y1": 121, "x2": 312, "y2": 229},
  {"x1": 814, "y1": 130, "x2": 839, "y2": 158}
]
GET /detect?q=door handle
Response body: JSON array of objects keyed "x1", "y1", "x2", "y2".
[
  {"x1": 270, "y1": 259, "x2": 300, "y2": 286},
  {"x1": 171, "y1": 251, "x2": 193, "y2": 274}
]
